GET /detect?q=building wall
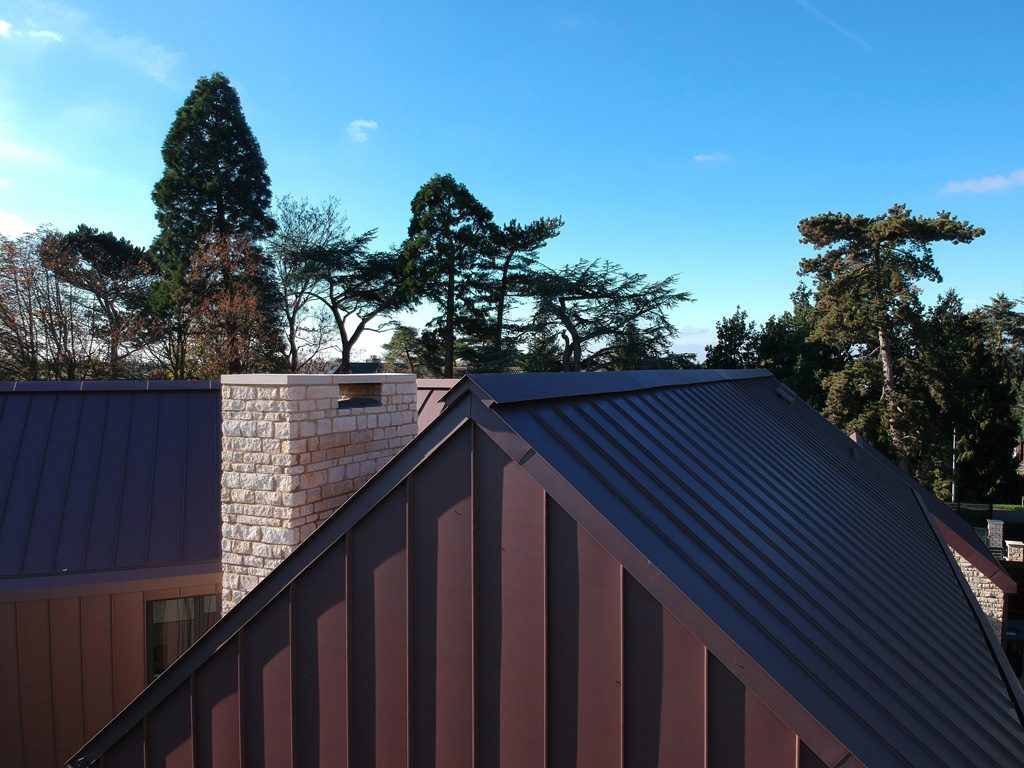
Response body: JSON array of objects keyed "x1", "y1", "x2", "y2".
[
  {"x1": 951, "y1": 548, "x2": 1005, "y2": 639},
  {"x1": 81, "y1": 424, "x2": 833, "y2": 768},
  {"x1": 0, "y1": 575, "x2": 219, "y2": 768}
]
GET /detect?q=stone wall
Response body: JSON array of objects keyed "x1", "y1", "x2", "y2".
[
  {"x1": 220, "y1": 374, "x2": 417, "y2": 613},
  {"x1": 950, "y1": 548, "x2": 1005, "y2": 640}
]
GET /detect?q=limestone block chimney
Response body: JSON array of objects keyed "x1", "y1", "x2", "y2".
[{"x1": 219, "y1": 373, "x2": 418, "y2": 613}]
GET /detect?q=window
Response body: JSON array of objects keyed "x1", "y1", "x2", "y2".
[{"x1": 146, "y1": 594, "x2": 220, "y2": 682}]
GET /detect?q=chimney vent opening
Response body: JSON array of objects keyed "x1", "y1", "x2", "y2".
[{"x1": 338, "y1": 382, "x2": 383, "y2": 408}]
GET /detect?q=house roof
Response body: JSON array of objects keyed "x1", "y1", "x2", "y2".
[
  {"x1": 70, "y1": 371, "x2": 1024, "y2": 767},
  {"x1": 849, "y1": 431, "x2": 1016, "y2": 593},
  {"x1": 461, "y1": 370, "x2": 1024, "y2": 765},
  {"x1": 0, "y1": 381, "x2": 222, "y2": 588}
]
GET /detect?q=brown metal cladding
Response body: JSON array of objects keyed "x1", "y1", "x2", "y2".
[
  {"x1": 799, "y1": 741, "x2": 830, "y2": 768},
  {"x1": 110, "y1": 592, "x2": 145, "y2": 712},
  {"x1": 410, "y1": 425, "x2": 474, "y2": 766},
  {"x1": 193, "y1": 639, "x2": 240, "y2": 768},
  {"x1": 745, "y1": 688, "x2": 798, "y2": 768},
  {"x1": 292, "y1": 541, "x2": 348, "y2": 768},
  {"x1": 81, "y1": 595, "x2": 115, "y2": 739},
  {"x1": 146, "y1": 682, "x2": 192, "y2": 768},
  {"x1": 18, "y1": 600, "x2": 56, "y2": 768},
  {"x1": 557, "y1": 496, "x2": 623, "y2": 768},
  {"x1": 0, "y1": 602, "x2": 23, "y2": 760},
  {"x1": 349, "y1": 486, "x2": 409, "y2": 767},
  {"x1": 51, "y1": 597, "x2": 86, "y2": 763},
  {"x1": 242, "y1": 593, "x2": 292, "y2": 767},
  {"x1": 708, "y1": 653, "x2": 746, "y2": 768},
  {"x1": 474, "y1": 423, "x2": 547, "y2": 767},
  {"x1": 2, "y1": 577, "x2": 219, "y2": 768},
  {"x1": 100, "y1": 723, "x2": 143, "y2": 768},
  {"x1": 623, "y1": 572, "x2": 706, "y2": 767}
]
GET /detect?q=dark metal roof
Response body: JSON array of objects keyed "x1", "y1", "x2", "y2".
[
  {"x1": 69, "y1": 371, "x2": 1024, "y2": 767},
  {"x1": 0, "y1": 381, "x2": 221, "y2": 583},
  {"x1": 464, "y1": 371, "x2": 1024, "y2": 766},
  {"x1": 849, "y1": 431, "x2": 1016, "y2": 593},
  {"x1": 455, "y1": 368, "x2": 772, "y2": 405}
]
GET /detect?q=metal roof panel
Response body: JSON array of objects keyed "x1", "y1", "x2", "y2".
[{"x1": 0, "y1": 383, "x2": 222, "y2": 581}]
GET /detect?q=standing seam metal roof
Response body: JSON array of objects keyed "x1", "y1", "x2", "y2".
[
  {"x1": 0, "y1": 381, "x2": 221, "y2": 582},
  {"x1": 464, "y1": 371, "x2": 1024, "y2": 766}
]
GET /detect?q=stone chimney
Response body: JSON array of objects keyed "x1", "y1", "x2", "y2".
[
  {"x1": 219, "y1": 374, "x2": 417, "y2": 613},
  {"x1": 987, "y1": 519, "x2": 1005, "y2": 551}
]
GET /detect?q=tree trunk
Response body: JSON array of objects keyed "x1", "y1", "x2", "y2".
[{"x1": 878, "y1": 322, "x2": 910, "y2": 471}]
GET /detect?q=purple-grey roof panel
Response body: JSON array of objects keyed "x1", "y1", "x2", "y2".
[{"x1": 0, "y1": 381, "x2": 221, "y2": 580}]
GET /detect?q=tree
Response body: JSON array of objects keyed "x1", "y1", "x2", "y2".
[
  {"x1": 42, "y1": 225, "x2": 152, "y2": 378},
  {"x1": 915, "y1": 291, "x2": 1020, "y2": 501},
  {"x1": 0, "y1": 231, "x2": 45, "y2": 378},
  {"x1": 704, "y1": 307, "x2": 760, "y2": 369},
  {"x1": 381, "y1": 324, "x2": 445, "y2": 376},
  {"x1": 974, "y1": 293, "x2": 1024, "y2": 431},
  {"x1": 153, "y1": 72, "x2": 276, "y2": 258},
  {"x1": 267, "y1": 196, "x2": 343, "y2": 371},
  {"x1": 188, "y1": 234, "x2": 284, "y2": 376},
  {"x1": 271, "y1": 196, "x2": 415, "y2": 374},
  {"x1": 0, "y1": 228, "x2": 100, "y2": 380},
  {"x1": 146, "y1": 233, "x2": 280, "y2": 378},
  {"x1": 401, "y1": 174, "x2": 497, "y2": 377},
  {"x1": 797, "y1": 204, "x2": 984, "y2": 468},
  {"x1": 526, "y1": 259, "x2": 691, "y2": 371},
  {"x1": 150, "y1": 72, "x2": 281, "y2": 376},
  {"x1": 757, "y1": 285, "x2": 843, "y2": 411},
  {"x1": 467, "y1": 216, "x2": 563, "y2": 370}
]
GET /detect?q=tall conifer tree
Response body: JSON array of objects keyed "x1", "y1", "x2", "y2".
[{"x1": 150, "y1": 72, "x2": 281, "y2": 376}]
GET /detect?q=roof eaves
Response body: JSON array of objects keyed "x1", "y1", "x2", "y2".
[{"x1": 0, "y1": 380, "x2": 220, "y2": 393}]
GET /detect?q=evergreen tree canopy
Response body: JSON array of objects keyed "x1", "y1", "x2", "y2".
[
  {"x1": 704, "y1": 306, "x2": 759, "y2": 369},
  {"x1": 149, "y1": 72, "x2": 282, "y2": 376},
  {"x1": 401, "y1": 173, "x2": 496, "y2": 377},
  {"x1": 526, "y1": 259, "x2": 691, "y2": 372},
  {"x1": 798, "y1": 204, "x2": 984, "y2": 467},
  {"x1": 152, "y1": 72, "x2": 276, "y2": 259}
]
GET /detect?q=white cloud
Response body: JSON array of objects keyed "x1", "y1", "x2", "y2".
[
  {"x1": 0, "y1": 18, "x2": 63, "y2": 43},
  {"x1": 347, "y1": 119, "x2": 379, "y2": 143},
  {"x1": 794, "y1": 0, "x2": 871, "y2": 51},
  {"x1": 26, "y1": 29, "x2": 63, "y2": 42},
  {"x1": 941, "y1": 169, "x2": 1024, "y2": 195},
  {"x1": 0, "y1": 211, "x2": 33, "y2": 237},
  {"x1": 2, "y1": 3, "x2": 177, "y2": 83},
  {"x1": 693, "y1": 152, "x2": 730, "y2": 164},
  {"x1": 0, "y1": 178, "x2": 9, "y2": 187}
]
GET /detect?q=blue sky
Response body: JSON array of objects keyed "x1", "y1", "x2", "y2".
[{"x1": 1, "y1": 0, "x2": 1021, "y2": 358}]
